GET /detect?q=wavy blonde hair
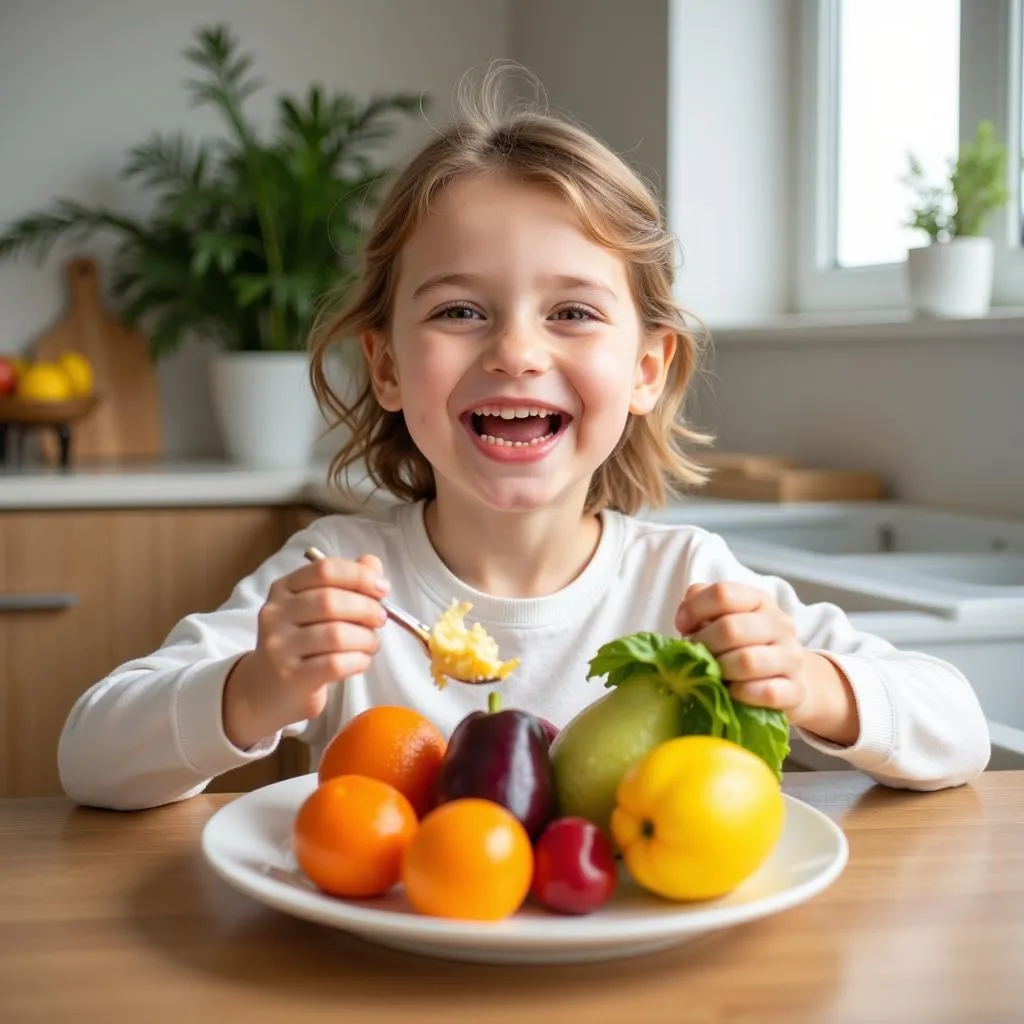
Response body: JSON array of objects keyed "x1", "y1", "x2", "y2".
[{"x1": 309, "y1": 66, "x2": 712, "y2": 515}]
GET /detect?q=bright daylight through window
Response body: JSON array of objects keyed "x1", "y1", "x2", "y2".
[{"x1": 835, "y1": 0, "x2": 960, "y2": 268}]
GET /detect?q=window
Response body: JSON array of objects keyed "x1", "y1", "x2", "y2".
[
  {"x1": 796, "y1": 0, "x2": 1022, "y2": 314},
  {"x1": 835, "y1": 0, "x2": 960, "y2": 268}
]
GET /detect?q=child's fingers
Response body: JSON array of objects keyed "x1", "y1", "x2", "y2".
[
  {"x1": 689, "y1": 612, "x2": 779, "y2": 655},
  {"x1": 285, "y1": 587, "x2": 387, "y2": 628},
  {"x1": 728, "y1": 677, "x2": 802, "y2": 712},
  {"x1": 299, "y1": 650, "x2": 374, "y2": 687},
  {"x1": 357, "y1": 553, "x2": 385, "y2": 578},
  {"x1": 282, "y1": 554, "x2": 389, "y2": 598},
  {"x1": 293, "y1": 622, "x2": 381, "y2": 660},
  {"x1": 717, "y1": 643, "x2": 792, "y2": 684},
  {"x1": 676, "y1": 581, "x2": 764, "y2": 635}
]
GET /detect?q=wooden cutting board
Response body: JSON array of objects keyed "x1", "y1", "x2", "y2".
[
  {"x1": 34, "y1": 257, "x2": 162, "y2": 462},
  {"x1": 701, "y1": 466, "x2": 885, "y2": 502}
]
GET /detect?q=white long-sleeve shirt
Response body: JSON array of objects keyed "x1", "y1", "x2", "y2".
[{"x1": 58, "y1": 500, "x2": 991, "y2": 810}]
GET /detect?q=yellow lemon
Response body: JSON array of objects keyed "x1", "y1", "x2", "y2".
[
  {"x1": 611, "y1": 735, "x2": 785, "y2": 901},
  {"x1": 56, "y1": 351, "x2": 94, "y2": 396},
  {"x1": 17, "y1": 363, "x2": 75, "y2": 403}
]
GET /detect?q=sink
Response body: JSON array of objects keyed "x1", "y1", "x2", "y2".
[
  {"x1": 842, "y1": 553, "x2": 1024, "y2": 589},
  {"x1": 711, "y1": 509, "x2": 1023, "y2": 556},
  {"x1": 643, "y1": 500, "x2": 1024, "y2": 621}
]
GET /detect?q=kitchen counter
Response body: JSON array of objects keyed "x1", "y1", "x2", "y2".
[
  {"x1": 0, "y1": 459, "x2": 391, "y2": 513},
  {"x1": 0, "y1": 461, "x2": 743, "y2": 517},
  {"x1": 2, "y1": 771, "x2": 1022, "y2": 1023}
]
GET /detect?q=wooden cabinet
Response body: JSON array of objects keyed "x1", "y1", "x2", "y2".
[
  {"x1": 0, "y1": 506, "x2": 319, "y2": 799},
  {"x1": 282, "y1": 505, "x2": 326, "y2": 534}
]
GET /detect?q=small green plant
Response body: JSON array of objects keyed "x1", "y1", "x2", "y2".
[
  {"x1": 0, "y1": 24, "x2": 424, "y2": 356},
  {"x1": 903, "y1": 120, "x2": 1010, "y2": 243}
]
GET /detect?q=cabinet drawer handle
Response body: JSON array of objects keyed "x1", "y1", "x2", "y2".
[{"x1": 0, "y1": 592, "x2": 78, "y2": 612}]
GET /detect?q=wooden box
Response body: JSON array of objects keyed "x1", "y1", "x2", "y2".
[{"x1": 699, "y1": 453, "x2": 884, "y2": 503}]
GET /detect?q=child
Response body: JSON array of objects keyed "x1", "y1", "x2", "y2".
[{"x1": 59, "y1": 72, "x2": 990, "y2": 810}]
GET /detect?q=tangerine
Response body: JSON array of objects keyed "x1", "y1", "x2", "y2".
[
  {"x1": 318, "y1": 706, "x2": 446, "y2": 818},
  {"x1": 292, "y1": 774, "x2": 417, "y2": 898},
  {"x1": 401, "y1": 798, "x2": 533, "y2": 921}
]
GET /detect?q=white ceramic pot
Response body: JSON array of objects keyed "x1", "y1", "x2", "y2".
[
  {"x1": 210, "y1": 351, "x2": 323, "y2": 467},
  {"x1": 906, "y1": 236, "x2": 994, "y2": 319}
]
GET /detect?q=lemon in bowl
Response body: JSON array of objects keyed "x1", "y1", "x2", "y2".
[
  {"x1": 56, "y1": 352, "x2": 94, "y2": 397},
  {"x1": 16, "y1": 363, "x2": 76, "y2": 403}
]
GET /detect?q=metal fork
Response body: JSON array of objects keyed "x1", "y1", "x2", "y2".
[{"x1": 303, "y1": 546, "x2": 499, "y2": 684}]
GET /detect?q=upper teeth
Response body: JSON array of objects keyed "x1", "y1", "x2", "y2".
[{"x1": 472, "y1": 406, "x2": 557, "y2": 418}]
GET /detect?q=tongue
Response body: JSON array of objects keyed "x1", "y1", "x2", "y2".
[{"x1": 476, "y1": 414, "x2": 554, "y2": 443}]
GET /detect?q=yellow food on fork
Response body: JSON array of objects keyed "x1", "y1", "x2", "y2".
[
  {"x1": 427, "y1": 600, "x2": 520, "y2": 689},
  {"x1": 302, "y1": 546, "x2": 517, "y2": 688}
]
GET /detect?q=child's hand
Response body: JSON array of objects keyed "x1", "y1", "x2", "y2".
[
  {"x1": 675, "y1": 582, "x2": 860, "y2": 745},
  {"x1": 223, "y1": 553, "x2": 389, "y2": 749},
  {"x1": 675, "y1": 582, "x2": 811, "y2": 717}
]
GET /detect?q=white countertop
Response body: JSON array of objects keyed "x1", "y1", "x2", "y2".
[
  {"x1": 0, "y1": 460, "x2": 392, "y2": 513},
  {"x1": 0, "y1": 460, "x2": 764, "y2": 517}
]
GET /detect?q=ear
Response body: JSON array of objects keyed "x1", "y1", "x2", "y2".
[
  {"x1": 629, "y1": 328, "x2": 676, "y2": 415},
  {"x1": 360, "y1": 331, "x2": 403, "y2": 412}
]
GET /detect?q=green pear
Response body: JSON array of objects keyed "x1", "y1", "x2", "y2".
[{"x1": 549, "y1": 676, "x2": 687, "y2": 836}]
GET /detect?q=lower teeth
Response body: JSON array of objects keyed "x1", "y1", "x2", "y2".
[{"x1": 479, "y1": 432, "x2": 556, "y2": 447}]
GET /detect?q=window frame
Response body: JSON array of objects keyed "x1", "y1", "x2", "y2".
[{"x1": 794, "y1": 0, "x2": 1023, "y2": 314}]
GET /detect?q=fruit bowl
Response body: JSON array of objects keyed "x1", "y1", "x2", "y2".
[
  {"x1": 201, "y1": 774, "x2": 849, "y2": 965},
  {"x1": 0, "y1": 392, "x2": 99, "y2": 426},
  {"x1": 0, "y1": 392, "x2": 101, "y2": 468}
]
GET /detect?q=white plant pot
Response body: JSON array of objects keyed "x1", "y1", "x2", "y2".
[
  {"x1": 906, "y1": 237, "x2": 994, "y2": 319},
  {"x1": 210, "y1": 351, "x2": 324, "y2": 468}
]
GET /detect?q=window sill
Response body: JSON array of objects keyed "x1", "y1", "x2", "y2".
[{"x1": 704, "y1": 307, "x2": 1024, "y2": 346}]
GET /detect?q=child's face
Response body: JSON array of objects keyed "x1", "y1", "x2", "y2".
[{"x1": 364, "y1": 174, "x2": 674, "y2": 515}]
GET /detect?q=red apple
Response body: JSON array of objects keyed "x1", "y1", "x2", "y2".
[
  {"x1": 0, "y1": 357, "x2": 16, "y2": 396},
  {"x1": 531, "y1": 816, "x2": 618, "y2": 915}
]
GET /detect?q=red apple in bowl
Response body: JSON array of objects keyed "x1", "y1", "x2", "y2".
[
  {"x1": 0, "y1": 357, "x2": 17, "y2": 397},
  {"x1": 531, "y1": 816, "x2": 618, "y2": 915}
]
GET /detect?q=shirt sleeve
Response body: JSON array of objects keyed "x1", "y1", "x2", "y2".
[
  {"x1": 57, "y1": 522, "x2": 333, "y2": 810},
  {"x1": 686, "y1": 530, "x2": 992, "y2": 790}
]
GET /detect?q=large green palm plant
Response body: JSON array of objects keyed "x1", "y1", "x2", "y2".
[{"x1": 0, "y1": 24, "x2": 423, "y2": 355}]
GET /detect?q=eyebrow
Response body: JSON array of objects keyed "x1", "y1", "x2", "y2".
[{"x1": 411, "y1": 272, "x2": 619, "y2": 302}]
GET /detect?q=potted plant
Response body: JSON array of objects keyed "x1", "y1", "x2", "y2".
[
  {"x1": 902, "y1": 120, "x2": 1009, "y2": 319},
  {"x1": 0, "y1": 25, "x2": 423, "y2": 467}
]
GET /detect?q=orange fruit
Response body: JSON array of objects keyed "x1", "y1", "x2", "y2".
[
  {"x1": 318, "y1": 706, "x2": 446, "y2": 818},
  {"x1": 292, "y1": 774, "x2": 418, "y2": 898},
  {"x1": 401, "y1": 798, "x2": 533, "y2": 921}
]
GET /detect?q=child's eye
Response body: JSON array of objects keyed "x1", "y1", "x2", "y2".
[
  {"x1": 551, "y1": 304, "x2": 600, "y2": 322},
  {"x1": 434, "y1": 304, "x2": 483, "y2": 320}
]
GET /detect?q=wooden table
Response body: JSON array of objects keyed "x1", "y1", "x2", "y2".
[{"x1": 2, "y1": 772, "x2": 1022, "y2": 1024}]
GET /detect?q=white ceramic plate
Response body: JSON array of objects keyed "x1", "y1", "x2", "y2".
[{"x1": 201, "y1": 774, "x2": 848, "y2": 965}]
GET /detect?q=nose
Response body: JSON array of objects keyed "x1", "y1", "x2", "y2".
[{"x1": 480, "y1": 316, "x2": 552, "y2": 377}]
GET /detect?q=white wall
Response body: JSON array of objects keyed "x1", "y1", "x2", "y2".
[
  {"x1": 667, "y1": 0, "x2": 797, "y2": 322},
  {"x1": 0, "y1": 0, "x2": 509, "y2": 457},
  {"x1": 701, "y1": 334, "x2": 1024, "y2": 518},
  {"x1": 510, "y1": 0, "x2": 669, "y2": 198}
]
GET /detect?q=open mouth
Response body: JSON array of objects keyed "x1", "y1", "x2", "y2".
[{"x1": 465, "y1": 406, "x2": 569, "y2": 448}]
